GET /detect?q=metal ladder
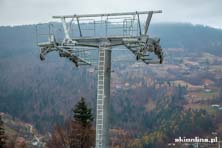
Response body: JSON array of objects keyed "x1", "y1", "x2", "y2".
[{"x1": 96, "y1": 48, "x2": 105, "y2": 148}]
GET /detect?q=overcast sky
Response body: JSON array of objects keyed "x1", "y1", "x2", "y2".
[{"x1": 0, "y1": 0, "x2": 221, "y2": 28}]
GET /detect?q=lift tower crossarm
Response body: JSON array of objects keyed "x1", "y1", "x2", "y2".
[{"x1": 52, "y1": 10, "x2": 162, "y2": 19}]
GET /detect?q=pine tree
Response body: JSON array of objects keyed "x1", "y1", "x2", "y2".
[
  {"x1": 47, "y1": 97, "x2": 95, "y2": 148},
  {"x1": 0, "y1": 114, "x2": 6, "y2": 148},
  {"x1": 70, "y1": 97, "x2": 95, "y2": 148},
  {"x1": 72, "y1": 97, "x2": 93, "y2": 127}
]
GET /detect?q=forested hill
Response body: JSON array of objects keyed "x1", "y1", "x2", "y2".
[
  {"x1": 1, "y1": 21, "x2": 222, "y2": 147},
  {"x1": 0, "y1": 23, "x2": 222, "y2": 58},
  {"x1": 149, "y1": 23, "x2": 222, "y2": 53},
  {"x1": 0, "y1": 24, "x2": 222, "y2": 134}
]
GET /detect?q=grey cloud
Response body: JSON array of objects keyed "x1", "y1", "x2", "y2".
[{"x1": 0, "y1": 0, "x2": 221, "y2": 28}]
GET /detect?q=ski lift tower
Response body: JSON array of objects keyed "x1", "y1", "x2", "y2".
[{"x1": 37, "y1": 10, "x2": 163, "y2": 148}]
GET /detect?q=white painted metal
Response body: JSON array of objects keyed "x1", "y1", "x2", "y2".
[
  {"x1": 52, "y1": 10, "x2": 162, "y2": 19},
  {"x1": 61, "y1": 17, "x2": 71, "y2": 39}
]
